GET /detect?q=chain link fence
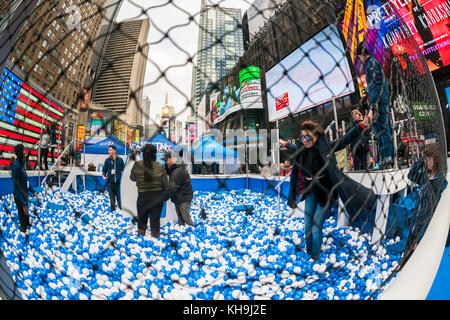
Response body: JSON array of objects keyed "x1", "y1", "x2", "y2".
[{"x1": 0, "y1": 0, "x2": 448, "y2": 300}]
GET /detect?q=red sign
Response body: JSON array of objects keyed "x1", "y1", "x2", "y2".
[
  {"x1": 276, "y1": 92, "x2": 289, "y2": 111},
  {"x1": 80, "y1": 89, "x2": 90, "y2": 110}
]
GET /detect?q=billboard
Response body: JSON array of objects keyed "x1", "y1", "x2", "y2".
[
  {"x1": 0, "y1": 67, "x2": 65, "y2": 167},
  {"x1": 76, "y1": 125, "x2": 86, "y2": 152},
  {"x1": 266, "y1": 24, "x2": 356, "y2": 122},
  {"x1": 342, "y1": 0, "x2": 450, "y2": 72},
  {"x1": 212, "y1": 66, "x2": 264, "y2": 125},
  {"x1": 80, "y1": 89, "x2": 90, "y2": 110},
  {"x1": 113, "y1": 120, "x2": 126, "y2": 144},
  {"x1": 210, "y1": 91, "x2": 221, "y2": 124},
  {"x1": 85, "y1": 109, "x2": 113, "y2": 144}
]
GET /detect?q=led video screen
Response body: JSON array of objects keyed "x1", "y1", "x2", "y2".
[
  {"x1": 266, "y1": 24, "x2": 355, "y2": 122},
  {"x1": 0, "y1": 67, "x2": 65, "y2": 167}
]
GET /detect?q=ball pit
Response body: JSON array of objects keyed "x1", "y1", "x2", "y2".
[{"x1": 0, "y1": 187, "x2": 406, "y2": 300}]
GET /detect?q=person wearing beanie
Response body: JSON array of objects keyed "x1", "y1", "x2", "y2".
[
  {"x1": 163, "y1": 151, "x2": 195, "y2": 227},
  {"x1": 11, "y1": 144, "x2": 39, "y2": 233}
]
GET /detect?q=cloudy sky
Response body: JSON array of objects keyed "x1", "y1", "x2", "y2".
[{"x1": 115, "y1": 0, "x2": 252, "y2": 124}]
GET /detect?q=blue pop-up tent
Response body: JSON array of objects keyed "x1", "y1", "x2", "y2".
[
  {"x1": 85, "y1": 134, "x2": 129, "y2": 155},
  {"x1": 191, "y1": 135, "x2": 239, "y2": 163},
  {"x1": 132, "y1": 133, "x2": 177, "y2": 153},
  {"x1": 83, "y1": 134, "x2": 129, "y2": 172}
]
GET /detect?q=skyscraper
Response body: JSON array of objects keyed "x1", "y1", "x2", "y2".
[
  {"x1": 4, "y1": 0, "x2": 115, "y2": 153},
  {"x1": 141, "y1": 95, "x2": 150, "y2": 128},
  {"x1": 191, "y1": 0, "x2": 244, "y2": 115},
  {"x1": 84, "y1": 0, "x2": 124, "y2": 91},
  {"x1": 8, "y1": 0, "x2": 109, "y2": 109},
  {"x1": 91, "y1": 18, "x2": 149, "y2": 127}
]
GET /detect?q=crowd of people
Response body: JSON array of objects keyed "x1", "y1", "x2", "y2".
[
  {"x1": 6, "y1": 41, "x2": 446, "y2": 263},
  {"x1": 129, "y1": 145, "x2": 194, "y2": 238}
]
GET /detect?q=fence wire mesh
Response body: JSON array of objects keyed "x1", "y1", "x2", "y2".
[{"x1": 0, "y1": 0, "x2": 448, "y2": 301}]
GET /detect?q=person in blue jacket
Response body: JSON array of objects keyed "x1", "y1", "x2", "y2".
[
  {"x1": 357, "y1": 42, "x2": 394, "y2": 169},
  {"x1": 102, "y1": 145, "x2": 125, "y2": 212},
  {"x1": 404, "y1": 144, "x2": 448, "y2": 256},
  {"x1": 11, "y1": 144, "x2": 39, "y2": 233},
  {"x1": 280, "y1": 110, "x2": 376, "y2": 259}
]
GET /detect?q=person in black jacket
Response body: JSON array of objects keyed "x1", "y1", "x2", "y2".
[
  {"x1": 280, "y1": 110, "x2": 376, "y2": 259},
  {"x1": 350, "y1": 109, "x2": 371, "y2": 171},
  {"x1": 404, "y1": 144, "x2": 447, "y2": 256},
  {"x1": 11, "y1": 144, "x2": 39, "y2": 233},
  {"x1": 102, "y1": 145, "x2": 125, "y2": 212},
  {"x1": 163, "y1": 151, "x2": 195, "y2": 227}
]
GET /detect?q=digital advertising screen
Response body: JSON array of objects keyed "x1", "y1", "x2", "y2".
[
  {"x1": 85, "y1": 109, "x2": 113, "y2": 144},
  {"x1": 342, "y1": 0, "x2": 450, "y2": 73},
  {"x1": 211, "y1": 66, "x2": 264, "y2": 125},
  {"x1": 113, "y1": 120, "x2": 127, "y2": 144},
  {"x1": 265, "y1": 24, "x2": 356, "y2": 122},
  {"x1": 0, "y1": 67, "x2": 65, "y2": 167}
]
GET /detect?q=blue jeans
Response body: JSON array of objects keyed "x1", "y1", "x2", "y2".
[
  {"x1": 304, "y1": 192, "x2": 332, "y2": 259},
  {"x1": 372, "y1": 102, "x2": 393, "y2": 163}
]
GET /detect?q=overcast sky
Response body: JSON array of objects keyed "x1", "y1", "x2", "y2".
[{"x1": 115, "y1": 0, "x2": 252, "y2": 124}]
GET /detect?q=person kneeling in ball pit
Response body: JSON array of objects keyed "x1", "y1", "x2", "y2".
[{"x1": 163, "y1": 151, "x2": 195, "y2": 228}]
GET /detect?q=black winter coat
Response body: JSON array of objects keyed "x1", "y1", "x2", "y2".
[
  {"x1": 286, "y1": 123, "x2": 377, "y2": 218},
  {"x1": 349, "y1": 120, "x2": 370, "y2": 155},
  {"x1": 166, "y1": 163, "x2": 193, "y2": 204}
]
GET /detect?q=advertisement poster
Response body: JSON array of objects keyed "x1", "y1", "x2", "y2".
[
  {"x1": 247, "y1": 0, "x2": 287, "y2": 41},
  {"x1": 412, "y1": 102, "x2": 440, "y2": 120},
  {"x1": 0, "y1": 67, "x2": 65, "y2": 167},
  {"x1": 76, "y1": 125, "x2": 86, "y2": 152},
  {"x1": 214, "y1": 84, "x2": 241, "y2": 125},
  {"x1": 185, "y1": 122, "x2": 197, "y2": 142},
  {"x1": 134, "y1": 128, "x2": 140, "y2": 143},
  {"x1": 85, "y1": 109, "x2": 112, "y2": 144},
  {"x1": 113, "y1": 120, "x2": 126, "y2": 144},
  {"x1": 375, "y1": 0, "x2": 450, "y2": 71},
  {"x1": 239, "y1": 66, "x2": 264, "y2": 110},
  {"x1": 127, "y1": 127, "x2": 133, "y2": 145},
  {"x1": 80, "y1": 89, "x2": 90, "y2": 110},
  {"x1": 276, "y1": 92, "x2": 289, "y2": 111},
  {"x1": 212, "y1": 66, "x2": 264, "y2": 125},
  {"x1": 265, "y1": 25, "x2": 355, "y2": 122},
  {"x1": 210, "y1": 91, "x2": 221, "y2": 124},
  {"x1": 342, "y1": 0, "x2": 450, "y2": 72}
]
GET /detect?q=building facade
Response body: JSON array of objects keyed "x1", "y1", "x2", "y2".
[
  {"x1": 91, "y1": 18, "x2": 149, "y2": 127},
  {"x1": 191, "y1": 0, "x2": 244, "y2": 115},
  {"x1": 141, "y1": 95, "x2": 150, "y2": 128},
  {"x1": 8, "y1": 0, "x2": 108, "y2": 109}
]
